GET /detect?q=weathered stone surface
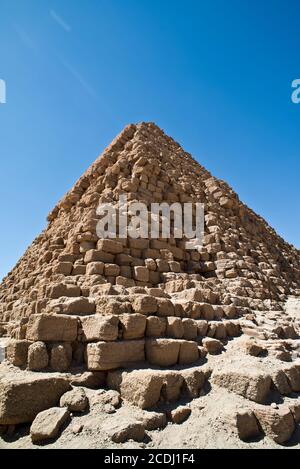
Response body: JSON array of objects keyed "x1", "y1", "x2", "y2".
[
  {"x1": 166, "y1": 317, "x2": 184, "y2": 338},
  {"x1": 50, "y1": 343, "x2": 72, "y2": 372},
  {"x1": 107, "y1": 369, "x2": 163, "y2": 409},
  {"x1": 145, "y1": 339, "x2": 180, "y2": 366},
  {"x1": 170, "y1": 406, "x2": 191, "y2": 424},
  {"x1": 181, "y1": 368, "x2": 206, "y2": 398},
  {"x1": 6, "y1": 339, "x2": 30, "y2": 367},
  {"x1": 0, "y1": 370, "x2": 70, "y2": 424},
  {"x1": 254, "y1": 405, "x2": 295, "y2": 444},
  {"x1": 182, "y1": 318, "x2": 198, "y2": 340},
  {"x1": 30, "y1": 407, "x2": 70, "y2": 442},
  {"x1": 136, "y1": 410, "x2": 167, "y2": 430},
  {"x1": 102, "y1": 417, "x2": 145, "y2": 443},
  {"x1": 70, "y1": 371, "x2": 106, "y2": 389},
  {"x1": 133, "y1": 266, "x2": 149, "y2": 282},
  {"x1": 212, "y1": 365, "x2": 271, "y2": 403},
  {"x1": 87, "y1": 340, "x2": 145, "y2": 371},
  {"x1": 81, "y1": 315, "x2": 119, "y2": 342},
  {"x1": 146, "y1": 316, "x2": 166, "y2": 337},
  {"x1": 202, "y1": 337, "x2": 223, "y2": 354},
  {"x1": 26, "y1": 314, "x2": 78, "y2": 342},
  {"x1": 97, "y1": 239, "x2": 124, "y2": 254},
  {"x1": 284, "y1": 363, "x2": 300, "y2": 392},
  {"x1": 49, "y1": 297, "x2": 96, "y2": 315},
  {"x1": 90, "y1": 389, "x2": 120, "y2": 408},
  {"x1": 60, "y1": 387, "x2": 88, "y2": 412},
  {"x1": 28, "y1": 341, "x2": 49, "y2": 371},
  {"x1": 229, "y1": 409, "x2": 261, "y2": 441},
  {"x1": 131, "y1": 295, "x2": 157, "y2": 314},
  {"x1": 86, "y1": 262, "x2": 104, "y2": 275},
  {"x1": 178, "y1": 340, "x2": 199, "y2": 364},
  {"x1": 47, "y1": 283, "x2": 81, "y2": 299},
  {"x1": 120, "y1": 313, "x2": 147, "y2": 339}
]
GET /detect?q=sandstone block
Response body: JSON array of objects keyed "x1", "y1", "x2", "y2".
[
  {"x1": 87, "y1": 340, "x2": 145, "y2": 371},
  {"x1": 50, "y1": 343, "x2": 72, "y2": 372},
  {"x1": 200, "y1": 303, "x2": 215, "y2": 320},
  {"x1": 107, "y1": 369, "x2": 164, "y2": 409},
  {"x1": 146, "y1": 316, "x2": 167, "y2": 337},
  {"x1": 182, "y1": 318, "x2": 198, "y2": 340},
  {"x1": 284, "y1": 363, "x2": 300, "y2": 392},
  {"x1": 28, "y1": 341, "x2": 49, "y2": 371},
  {"x1": 202, "y1": 337, "x2": 223, "y2": 354},
  {"x1": 212, "y1": 365, "x2": 271, "y2": 403},
  {"x1": 178, "y1": 340, "x2": 199, "y2": 365},
  {"x1": 233, "y1": 410, "x2": 261, "y2": 441},
  {"x1": 120, "y1": 313, "x2": 147, "y2": 339},
  {"x1": 196, "y1": 320, "x2": 208, "y2": 337},
  {"x1": 166, "y1": 317, "x2": 184, "y2": 338},
  {"x1": 54, "y1": 262, "x2": 73, "y2": 275},
  {"x1": 156, "y1": 298, "x2": 175, "y2": 317},
  {"x1": 60, "y1": 387, "x2": 88, "y2": 412},
  {"x1": 86, "y1": 262, "x2": 104, "y2": 275},
  {"x1": 145, "y1": 339, "x2": 180, "y2": 366},
  {"x1": 102, "y1": 417, "x2": 145, "y2": 443},
  {"x1": 26, "y1": 314, "x2": 78, "y2": 342},
  {"x1": 116, "y1": 276, "x2": 135, "y2": 287},
  {"x1": 0, "y1": 371, "x2": 70, "y2": 424},
  {"x1": 70, "y1": 371, "x2": 106, "y2": 389},
  {"x1": 254, "y1": 405, "x2": 295, "y2": 444},
  {"x1": 49, "y1": 297, "x2": 96, "y2": 315},
  {"x1": 170, "y1": 406, "x2": 191, "y2": 424},
  {"x1": 97, "y1": 239, "x2": 124, "y2": 254},
  {"x1": 104, "y1": 263, "x2": 120, "y2": 276},
  {"x1": 84, "y1": 249, "x2": 114, "y2": 264},
  {"x1": 96, "y1": 296, "x2": 132, "y2": 316},
  {"x1": 181, "y1": 368, "x2": 206, "y2": 398},
  {"x1": 6, "y1": 339, "x2": 30, "y2": 367},
  {"x1": 133, "y1": 266, "x2": 149, "y2": 282},
  {"x1": 48, "y1": 283, "x2": 81, "y2": 299},
  {"x1": 30, "y1": 407, "x2": 70, "y2": 443},
  {"x1": 131, "y1": 295, "x2": 157, "y2": 314},
  {"x1": 81, "y1": 315, "x2": 119, "y2": 342}
]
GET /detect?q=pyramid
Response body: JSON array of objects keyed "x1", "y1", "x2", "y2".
[{"x1": 1, "y1": 122, "x2": 300, "y2": 444}]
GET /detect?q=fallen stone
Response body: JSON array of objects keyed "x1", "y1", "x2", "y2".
[
  {"x1": 60, "y1": 387, "x2": 88, "y2": 412},
  {"x1": 230, "y1": 409, "x2": 261, "y2": 441},
  {"x1": 0, "y1": 370, "x2": 70, "y2": 424},
  {"x1": 70, "y1": 371, "x2": 106, "y2": 389},
  {"x1": 170, "y1": 406, "x2": 191, "y2": 424},
  {"x1": 30, "y1": 407, "x2": 70, "y2": 443},
  {"x1": 102, "y1": 417, "x2": 145, "y2": 443},
  {"x1": 202, "y1": 337, "x2": 223, "y2": 354},
  {"x1": 107, "y1": 369, "x2": 163, "y2": 409},
  {"x1": 254, "y1": 405, "x2": 295, "y2": 444},
  {"x1": 212, "y1": 365, "x2": 272, "y2": 403}
]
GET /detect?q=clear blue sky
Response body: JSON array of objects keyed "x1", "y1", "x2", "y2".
[{"x1": 0, "y1": 0, "x2": 299, "y2": 280}]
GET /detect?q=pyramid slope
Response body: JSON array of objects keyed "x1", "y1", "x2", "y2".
[{"x1": 0, "y1": 122, "x2": 299, "y2": 326}]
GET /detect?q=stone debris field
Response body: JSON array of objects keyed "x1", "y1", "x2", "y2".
[{"x1": 0, "y1": 122, "x2": 300, "y2": 449}]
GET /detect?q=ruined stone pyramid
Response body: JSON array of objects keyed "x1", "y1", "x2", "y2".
[{"x1": 1, "y1": 122, "x2": 300, "y2": 444}]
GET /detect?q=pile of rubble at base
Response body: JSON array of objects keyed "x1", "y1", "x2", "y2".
[{"x1": 0, "y1": 122, "x2": 300, "y2": 447}]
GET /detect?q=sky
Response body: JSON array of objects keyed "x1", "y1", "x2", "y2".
[{"x1": 0, "y1": 0, "x2": 300, "y2": 281}]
